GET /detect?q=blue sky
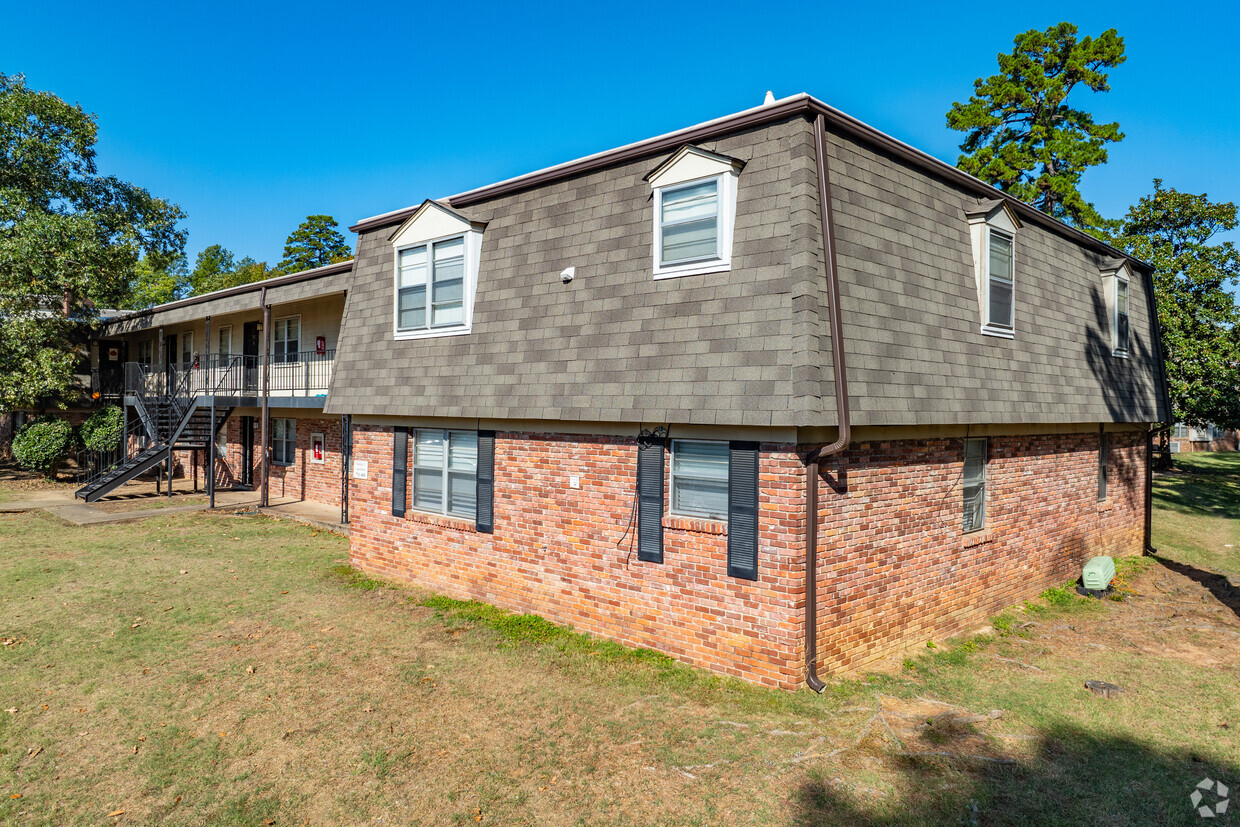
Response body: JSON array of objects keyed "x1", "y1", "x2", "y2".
[{"x1": 5, "y1": 1, "x2": 1238, "y2": 268}]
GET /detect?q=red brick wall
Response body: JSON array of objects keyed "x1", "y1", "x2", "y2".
[
  {"x1": 812, "y1": 431, "x2": 1145, "y2": 675},
  {"x1": 1171, "y1": 432, "x2": 1238, "y2": 453},
  {"x1": 347, "y1": 427, "x2": 1148, "y2": 689},
  {"x1": 208, "y1": 414, "x2": 340, "y2": 505}
]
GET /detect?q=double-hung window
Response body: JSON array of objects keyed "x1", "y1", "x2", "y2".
[
  {"x1": 137, "y1": 339, "x2": 153, "y2": 366},
  {"x1": 1172, "y1": 423, "x2": 1189, "y2": 439},
  {"x1": 1114, "y1": 276, "x2": 1130, "y2": 355},
  {"x1": 658, "y1": 179, "x2": 721, "y2": 269},
  {"x1": 962, "y1": 437, "x2": 987, "y2": 533},
  {"x1": 986, "y1": 231, "x2": 1014, "y2": 332},
  {"x1": 180, "y1": 332, "x2": 195, "y2": 367},
  {"x1": 413, "y1": 429, "x2": 478, "y2": 518},
  {"x1": 217, "y1": 325, "x2": 232, "y2": 356},
  {"x1": 273, "y1": 317, "x2": 299, "y2": 364},
  {"x1": 398, "y1": 237, "x2": 466, "y2": 333},
  {"x1": 669, "y1": 440, "x2": 729, "y2": 521},
  {"x1": 272, "y1": 418, "x2": 296, "y2": 466}
]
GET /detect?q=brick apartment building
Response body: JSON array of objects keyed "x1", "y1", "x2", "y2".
[{"x1": 82, "y1": 93, "x2": 1169, "y2": 690}]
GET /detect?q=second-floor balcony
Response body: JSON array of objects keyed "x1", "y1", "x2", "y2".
[{"x1": 123, "y1": 350, "x2": 335, "y2": 402}]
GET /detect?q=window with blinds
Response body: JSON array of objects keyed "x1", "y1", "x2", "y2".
[{"x1": 962, "y1": 437, "x2": 987, "y2": 533}]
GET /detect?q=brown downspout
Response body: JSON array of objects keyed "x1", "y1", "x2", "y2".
[
  {"x1": 259, "y1": 288, "x2": 271, "y2": 508},
  {"x1": 804, "y1": 112, "x2": 851, "y2": 693}
]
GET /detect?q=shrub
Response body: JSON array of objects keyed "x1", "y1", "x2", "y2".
[
  {"x1": 80, "y1": 406, "x2": 124, "y2": 453},
  {"x1": 13, "y1": 417, "x2": 74, "y2": 477}
]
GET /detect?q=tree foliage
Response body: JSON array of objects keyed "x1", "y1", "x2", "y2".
[
  {"x1": 125, "y1": 254, "x2": 188, "y2": 308},
  {"x1": 0, "y1": 73, "x2": 185, "y2": 409},
  {"x1": 12, "y1": 417, "x2": 73, "y2": 476},
  {"x1": 186, "y1": 244, "x2": 269, "y2": 296},
  {"x1": 277, "y1": 214, "x2": 350, "y2": 274},
  {"x1": 1114, "y1": 181, "x2": 1240, "y2": 429},
  {"x1": 947, "y1": 23, "x2": 1125, "y2": 230},
  {"x1": 80, "y1": 405, "x2": 124, "y2": 452}
]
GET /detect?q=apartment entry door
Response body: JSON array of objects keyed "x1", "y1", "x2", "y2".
[
  {"x1": 240, "y1": 416, "x2": 255, "y2": 488},
  {"x1": 242, "y1": 322, "x2": 261, "y2": 394}
]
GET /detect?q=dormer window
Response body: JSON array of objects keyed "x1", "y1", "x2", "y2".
[
  {"x1": 986, "y1": 230, "x2": 1014, "y2": 331},
  {"x1": 1114, "y1": 275, "x2": 1130, "y2": 354},
  {"x1": 647, "y1": 146, "x2": 744, "y2": 280},
  {"x1": 391, "y1": 201, "x2": 485, "y2": 340},
  {"x1": 965, "y1": 199, "x2": 1021, "y2": 339},
  {"x1": 1099, "y1": 258, "x2": 1133, "y2": 357}
]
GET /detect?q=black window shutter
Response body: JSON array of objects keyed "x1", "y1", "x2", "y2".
[
  {"x1": 636, "y1": 437, "x2": 664, "y2": 563},
  {"x1": 727, "y1": 441, "x2": 760, "y2": 580},
  {"x1": 476, "y1": 430, "x2": 495, "y2": 533},
  {"x1": 391, "y1": 426, "x2": 408, "y2": 518}
]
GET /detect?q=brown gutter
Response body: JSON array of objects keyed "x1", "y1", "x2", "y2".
[{"x1": 804, "y1": 113, "x2": 851, "y2": 694}]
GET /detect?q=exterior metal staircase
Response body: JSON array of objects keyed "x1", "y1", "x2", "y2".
[{"x1": 75, "y1": 362, "x2": 234, "y2": 503}]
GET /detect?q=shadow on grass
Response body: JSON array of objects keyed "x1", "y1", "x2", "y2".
[
  {"x1": 793, "y1": 722, "x2": 1237, "y2": 826},
  {"x1": 1151, "y1": 553, "x2": 1240, "y2": 622},
  {"x1": 1154, "y1": 453, "x2": 1240, "y2": 520}
]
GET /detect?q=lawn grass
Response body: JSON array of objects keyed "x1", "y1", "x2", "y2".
[{"x1": 0, "y1": 455, "x2": 1237, "y2": 824}]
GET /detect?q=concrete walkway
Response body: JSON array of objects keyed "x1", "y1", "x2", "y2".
[{"x1": 2, "y1": 483, "x2": 348, "y2": 535}]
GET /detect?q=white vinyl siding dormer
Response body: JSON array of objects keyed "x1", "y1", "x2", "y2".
[
  {"x1": 391, "y1": 201, "x2": 485, "y2": 341},
  {"x1": 965, "y1": 200, "x2": 1022, "y2": 339},
  {"x1": 1099, "y1": 259, "x2": 1133, "y2": 358},
  {"x1": 647, "y1": 146, "x2": 743, "y2": 280}
]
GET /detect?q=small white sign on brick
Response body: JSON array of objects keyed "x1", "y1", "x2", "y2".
[{"x1": 353, "y1": 459, "x2": 368, "y2": 480}]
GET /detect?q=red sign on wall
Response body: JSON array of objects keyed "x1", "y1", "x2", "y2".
[{"x1": 316, "y1": 336, "x2": 326, "y2": 355}]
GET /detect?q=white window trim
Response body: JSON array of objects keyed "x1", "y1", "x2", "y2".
[
  {"x1": 180, "y1": 331, "x2": 195, "y2": 365},
  {"x1": 652, "y1": 173, "x2": 738, "y2": 280},
  {"x1": 216, "y1": 325, "x2": 232, "y2": 356},
  {"x1": 966, "y1": 201, "x2": 1021, "y2": 339},
  {"x1": 982, "y1": 229, "x2": 1015, "y2": 338},
  {"x1": 668, "y1": 438, "x2": 730, "y2": 521},
  {"x1": 273, "y1": 316, "x2": 301, "y2": 363},
  {"x1": 392, "y1": 231, "x2": 481, "y2": 341},
  {"x1": 411, "y1": 428, "x2": 478, "y2": 519},
  {"x1": 1112, "y1": 274, "x2": 1130, "y2": 358},
  {"x1": 271, "y1": 418, "x2": 296, "y2": 466}
]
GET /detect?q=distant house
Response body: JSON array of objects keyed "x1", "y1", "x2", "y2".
[
  {"x1": 1170, "y1": 423, "x2": 1238, "y2": 453},
  {"x1": 83, "y1": 93, "x2": 1169, "y2": 690}
]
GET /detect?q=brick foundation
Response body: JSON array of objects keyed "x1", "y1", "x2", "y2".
[{"x1": 346, "y1": 427, "x2": 1148, "y2": 689}]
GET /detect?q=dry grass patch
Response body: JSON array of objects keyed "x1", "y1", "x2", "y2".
[{"x1": 0, "y1": 459, "x2": 1238, "y2": 824}]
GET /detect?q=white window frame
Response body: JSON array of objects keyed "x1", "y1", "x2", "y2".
[
  {"x1": 217, "y1": 325, "x2": 232, "y2": 356},
  {"x1": 271, "y1": 417, "x2": 296, "y2": 466},
  {"x1": 395, "y1": 234, "x2": 471, "y2": 336},
  {"x1": 137, "y1": 339, "x2": 153, "y2": 366},
  {"x1": 966, "y1": 201, "x2": 1021, "y2": 339},
  {"x1": 1172, "y1": 423, "x2": 1189, "y2": 439},
  {"x1": 653, "y1": 174, "x2": 738, "y2": 279},
  {"x1": 390, "y1": 202, "x2": 484, "y2": 342},
  {"x1": 668, "y1": 439, "x2": 730, "y2": 521},
  {"x1": 411, "y1": 428, "x2": 478, "y2": 519},
  {"x1": 180, "y1": 331, "x2": 195, "y2": 366},
  {"x1": 962, "y1": 437, "x2": 987, "y2": 534},
  {"x1": 983, "y1": 229, "x2": 1015, "y2": 335},
  {"x1": 648, "y1": 146, "x2": 742, "y2": 281},
  {"x1": 1113, "y1": 274, "x2": 1130, "y2": 357},
  {"x1": 272, "y1": 316, "x2": 300, "y2": 364}
]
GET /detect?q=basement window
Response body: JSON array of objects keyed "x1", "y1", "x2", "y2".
[
  {"x1": 1098, "y1": 431, "x2": 1108, "y2": 501},
  {"x1": 962, "y1": 437, "x2": 987, "y2": 533},
  {"x1": 669, "y1": 440, "x2": 729, "y2": 521},
  {"x1": 412, "y1": 429, "x2": 478, "y2": 518}
]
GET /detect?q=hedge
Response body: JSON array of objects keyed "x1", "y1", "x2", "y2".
[{"x1": 12, "y1": 418, "x2": 74, "y2": 476}]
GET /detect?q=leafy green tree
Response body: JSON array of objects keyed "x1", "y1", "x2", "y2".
[
  {"x1": 277, "y1": 214, "x2": 350, "y2": 273},
  {"x1": 0, "y1": 73, "x2": 185, "y2": 410},
  {"x1": 946, "y1": 23, "x2": 1126, "y2": 230},
  {"x1": 12, "y1": 417, "x2": 73, "y2": 477},
  {"x1": 186, "y1": 245, "x2": 270, "y2": 296},
  {"x1": 1114, "y1": 181, "x2": 1240, "y2": 429},
  {"x1": 125, "y1": 254, "x2": 188, "y2": 308}
]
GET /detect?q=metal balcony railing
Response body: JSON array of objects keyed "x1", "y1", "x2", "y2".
[{"x1": 123, "y1": 350, "x2": 334, "y2": 399}]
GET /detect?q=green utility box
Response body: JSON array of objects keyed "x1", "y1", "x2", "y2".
[{"x1": 1081, "y1": 556, "x2": 1116, "y2": 592}]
